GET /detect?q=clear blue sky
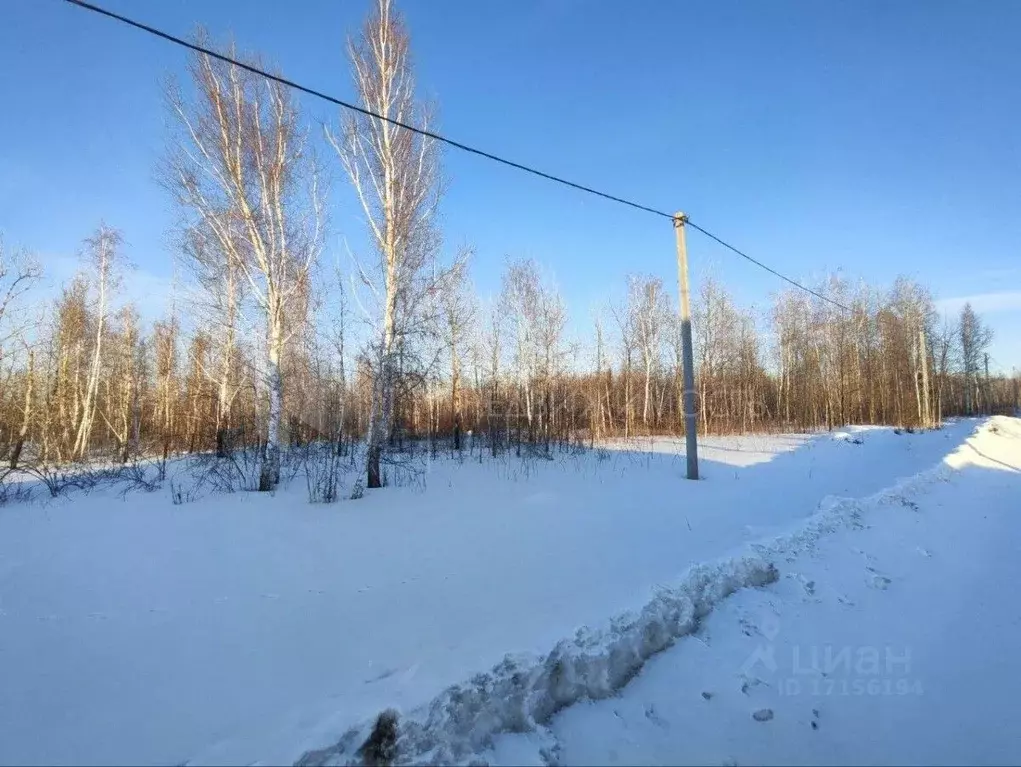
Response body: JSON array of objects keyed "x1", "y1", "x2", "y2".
[{"x1": 2, "y1": 0, "x2": 1020, "y2": 370}]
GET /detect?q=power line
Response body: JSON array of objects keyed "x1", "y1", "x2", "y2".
[
  {"x1": 683, "y1": 219, "x2": 851, "y2": 311},
  {"x1": 61, "y1": 0, "x2": 671, "y2": 221},
  {"x1": 61, "y1": 0, "x2": 850, "y2": 312}
]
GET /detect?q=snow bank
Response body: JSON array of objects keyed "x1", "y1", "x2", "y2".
[
  {"x1": 527, "y1": 417, "x2": 1021, "y2": 767},
  {"x1": 298, "y1": 557, "x2": 780, "y2": 766},
  {"x1": 300, "y1": 419, "x2": 1000, "y2": 766}
]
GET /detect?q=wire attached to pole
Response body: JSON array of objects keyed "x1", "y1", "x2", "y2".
[{"x1": 62, "y1": 0, "x2": 851, "y2": 313}]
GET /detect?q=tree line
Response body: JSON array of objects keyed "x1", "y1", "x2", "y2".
[{"x1": 1, "y1": 0, "x2": 1017, "y2": 491}]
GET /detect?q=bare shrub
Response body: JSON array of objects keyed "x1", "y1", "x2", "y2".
[
  {"x1": 169, "y1": 478, "x2": 201, "y2": 505},
  {"x1": 305, "y1": 444, "x2": 343, "y2": 504},
  {"x1": 0, "y1": 469, "x2": 33, "y2": 505},
  {"x1": 280, "y1": 444, "x2": 310, "y2": 487},
  {"x1": 384, "y1": 452, "x2": 426, "y2": 492},
  {"x1": 20, "y1": 462, "x2": 119, "y2": 498},
  {"x1": 116, "y1": 458, "x2": 165, "y2": 496},
  {"x1": 195, "y1": 447, "x2": 263, "y2": 493},
  {"x1": 350, "y1": 478, "x2": 365, "y2": 500}
]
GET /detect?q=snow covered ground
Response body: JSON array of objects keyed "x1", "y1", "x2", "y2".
[
  {"x1": 488, "y1": 416, "x2": 1021, "y2": 766},
  {"x1": 0, "y1": 418, "x2": 1016, "y2": 765}
]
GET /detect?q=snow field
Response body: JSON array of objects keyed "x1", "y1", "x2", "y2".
[
  {"x1": 0, "y1": 418, "x2": 999, "y2": 765},
  {"x1": 486, "y1": 416, "x2": 1021, "y2": 765}
]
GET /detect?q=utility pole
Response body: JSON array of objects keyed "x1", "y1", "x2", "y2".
[
  {"x1": 673, "y1": 212, "x2": 699, "y2": 480},
  {"x1": 919, "y1": 327, "x2": 931, "y2": 428}
]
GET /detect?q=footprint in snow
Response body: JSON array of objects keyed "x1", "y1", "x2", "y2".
[
  {"x1": 786, "y1": 573, "x2": 817, "y2": 599},
  {"x1": 752, "y1": 708, "x2": 774, "y2": 722},
  {"x1": 741, "y1": 677, "x2": 767, "y2": 695},
  {"x1": 644, "y1": 705, "x2": 669, "y2": 729},
  {"x1": 865, "y1": 564, "x2": 892, "y2": 586},
  {"x1": 867, "y1": 572, "x2": 892, "y2": 590}
]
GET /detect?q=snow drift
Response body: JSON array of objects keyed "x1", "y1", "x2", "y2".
[{"x1": 298, "y1": 557, "x2": 779, "y2": 766}]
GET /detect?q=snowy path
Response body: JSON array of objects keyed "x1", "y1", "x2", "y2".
[
  {"x1": 0, "y1": 420, "x2": 992, "y2": 765},
  {"x1": 489, "y1": 417, "x2": 1021, "y2": 765}
]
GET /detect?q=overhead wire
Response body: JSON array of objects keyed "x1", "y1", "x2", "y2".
[
  {"x1": 62, "y1": 0, "x2": 850, "y2": 312},
  {"x1": 682, "y1": 219, "x2": 851, "y2": 311}
]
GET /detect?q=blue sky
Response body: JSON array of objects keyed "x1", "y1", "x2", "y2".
[{"x1": 2, "y1": 0, "x2": 1020, "y2": 370}]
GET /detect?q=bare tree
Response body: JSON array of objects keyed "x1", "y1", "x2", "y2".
[
  {"x1": 627, "y1": 275, "x2": 670, "y2": 429},
  {"x1": 609, "y1": 296, "x2": 636, "y2": 438},
  {"x1": 73, "y1": 225, "x2": 123, "y2": 459},
  {"x1": 441, "y1": 250, "x2": 476, "y2": 450},
  {"x1": 328, "y1": 0, "x2": 444, "y2": 489},
  {"x1": 152, "y1": 314, "x2": 180, "y2": 457},
  {"x1": 500, "y1": 259, "x2": 542, "y2": 443},
  {"x1": 932, "y1": 316, "x2": 956, "y2": 425},
  {"x1": 178, "y1": 225, "x2": 245, "y2": 455},
  {"x1": 694, "y1": 274, "x2": 739, "y2": 434},
  {"x1": 534, "y1": 273, "x2": 566, "y2": 446},
  {"x1": 100, "y1": 306, "x2": 143, "y2": 463},
  {"x1": 165, "y1": 38, "x2": 323, "y2": 489},
  {"x1": 0, "y1": 237, "x2": 41, "y2": 466},
  {"x1": 8, "y1": 346, "x2": 35, "y2": 469},
  {"x1": 592, "y1": 312, "x2": 608, "y2": 441},
  {"x1": 329, "y1": 267, "x2": 351, "y2": 450},
  {"x1": 0, "y1": 236, "x2": 41, "y2": 366},
  {"x1": 483, "y1": 299, "x2": 502, "y2": 455},
  {"x1": 959, "y1": 302, "x2": 994, "y2": 414}
]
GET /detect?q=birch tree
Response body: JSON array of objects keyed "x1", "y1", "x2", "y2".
[
  {"x1": 152, "y1": 315, "x2": 180, "y2": 457},
  {"x1": 441, "y1": 251, "x2": 476, "y2": 449},
  {"x1": 484, "y1": 299, "x2": 502, "y2": 454},
  {"x1": 100, "y1": 306, "x2": 142, "y2": 462},
  {"x1": 959, "y1": 302, "x2": 994, "y2": 414},
  {"x1": 165, "y1": 40, "x2": 323, "y2": 490},
  {"x1": 610, "y1": 297, "x2": 636, "y2": 438},
  {"x1": 328, "y1": 0, "x2": 443, "y2": 489},
  {"x1": 500, "y1": 259, "x2": 541, "y2": 440},
  {"x1": 73, "y1": 225, "x2": 122, "y2": 459},
  {"x1": 628, "y1": 275, "x2": 670, "y2": 429}
]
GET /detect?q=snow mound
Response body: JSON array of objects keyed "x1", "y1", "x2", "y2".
[{"x1": 297, "y1": 557, "x2": 779, "y2": 766}]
